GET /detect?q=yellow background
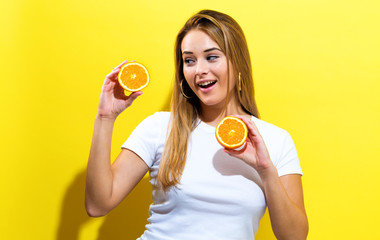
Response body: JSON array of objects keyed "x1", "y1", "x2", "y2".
[{"x1": 1, "y1": 0, "x2": 379, "y2": 239}]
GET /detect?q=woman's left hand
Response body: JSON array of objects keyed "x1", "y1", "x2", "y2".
[{"x1": 224, "y1": 116, "x2": 275, "y2": 176}]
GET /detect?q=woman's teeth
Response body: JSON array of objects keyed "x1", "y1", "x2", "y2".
[{"x1": 198, "y1": 80, "x2": 216, "y2": 88}]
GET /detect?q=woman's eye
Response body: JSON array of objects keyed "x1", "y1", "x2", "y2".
[
  {"x1": 184, "y1": 58, "x2": 195, "y2": 64},
  {"x1": 207, "y1": 55, "x2": 219, "y2": 61}
]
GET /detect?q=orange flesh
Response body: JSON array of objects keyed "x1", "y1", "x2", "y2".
[
  {"x1": 217, "y1": 119, "x2": 246, "y2": 145},
  {"x1": 119, "y1": 64, "x2": 148, "y2": 90}
]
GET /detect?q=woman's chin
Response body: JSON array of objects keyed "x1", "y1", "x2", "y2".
[{"x1": 199, "y1": 99, "x2": 225, "y2": 109}]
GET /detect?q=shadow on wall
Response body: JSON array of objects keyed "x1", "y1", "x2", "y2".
[
  {"x1": 56, "y1": 170, "x2": 89, "y2": 240},
  {"x1": 56, "y1": 170, "x2": 152, "y2": 240}
]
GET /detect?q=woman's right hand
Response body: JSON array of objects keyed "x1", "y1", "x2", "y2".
[{"x1": 97, "y1": 60, "x2": 143, "y2": 119}]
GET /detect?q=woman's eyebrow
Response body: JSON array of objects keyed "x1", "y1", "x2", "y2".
[
  {"x1": 182, "y1": 51, "x2": 193, "y2": 55},
  {"x1": 204, "y1": 47, "x2": 222, "y2": 53},
  {"x1": 182, "y1": 47, "x2": 222, "y2": 55}
]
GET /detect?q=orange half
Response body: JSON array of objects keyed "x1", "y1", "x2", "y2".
[
  {"x1": 118, "y1": 62, "x2": 149, "y2": 92},
  {"x1": 215, "y1": 116, "x2": 248, "y2": 149}
]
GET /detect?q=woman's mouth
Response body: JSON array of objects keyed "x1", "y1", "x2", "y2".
[
  {"x1": 198, "y1": 80, "x2": 217, "y2": 88},
  {"x1": 197, "y1": 80, "x2": 217, "y2": 93}
]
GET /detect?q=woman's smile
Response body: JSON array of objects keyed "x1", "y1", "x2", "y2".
[{"x1": 197, "y1": 79, "x2": 217, "y2": 92}]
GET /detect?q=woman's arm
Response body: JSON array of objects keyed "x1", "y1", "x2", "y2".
[
  {"x1": 261, "y1": 171, "x2": 308, "y2": 240},
  {"x1": 85, "y1": 60, "x2": 148, "y2": 217},
  {"x1": 85, "y1": 117, "x2": 149, "y2": 217},
  {"x1": 225, "y1": 116, "x2": 308, "y2": 240}
]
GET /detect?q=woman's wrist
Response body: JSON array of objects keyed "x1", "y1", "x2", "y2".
[
  {"x1": 257, "y1": 164, "x2": 278, "y2": 183},
  {"x1": 95, "y1": 112, "x2": 118, "y2": 122}
]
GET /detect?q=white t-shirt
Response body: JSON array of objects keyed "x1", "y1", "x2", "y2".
[{"x1": 122, "y1": 112, "x2": 303, "y2": 240}]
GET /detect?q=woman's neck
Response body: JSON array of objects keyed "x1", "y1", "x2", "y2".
[{"x1": 199, "y1": 99, "x2": 249, "y2": 127}]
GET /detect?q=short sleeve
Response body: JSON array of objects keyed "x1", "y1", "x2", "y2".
[
  {"x1": 121, "y1": 113, "x2": 166, "y2": 168},
  {"x1": 276, "y1": 131, "x2": 303, "y2": 177}
]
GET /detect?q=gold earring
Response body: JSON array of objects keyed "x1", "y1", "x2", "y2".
[
  {"x1": 180, "y1": 80, "x2": 194, "y2": 99},
  {"x1": 238, "y1": 72, "x2": 242, "y2": 92}
]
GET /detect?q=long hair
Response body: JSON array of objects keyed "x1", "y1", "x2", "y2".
[{"x1": 158, "y1": 9, "x2": 259, "y2": 191}]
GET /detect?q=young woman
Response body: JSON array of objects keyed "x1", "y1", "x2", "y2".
[{"x1": 86, "y1": 9, "x2": 308, "y2": 240}]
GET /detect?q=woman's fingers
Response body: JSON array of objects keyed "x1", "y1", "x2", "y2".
[
  {"x1": 124, "y1": 91, "x2": 143, "y2": 107},
  {"x1": 128, "y1": 91, "x2": 143, "y2": 102},
  {"x1": 231, "y1": 115, "x2": 261, "y2": 140},
  {"x1": 106, "y1": 60, "x2": 129, "y2": 81},
  {"x1": 232, "y1": 115, "x2": 270, "y2": 156},
  {"x1": 223, "y1": 145, "x2": 247, "y2": 157},
  {"x1": 114, "y1": 60, "x2": 129, "y2": 70}
]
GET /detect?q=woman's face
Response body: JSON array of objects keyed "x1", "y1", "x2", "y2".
[{"x1": 181, "y1": 30, "x2": 236, "y2": 110}]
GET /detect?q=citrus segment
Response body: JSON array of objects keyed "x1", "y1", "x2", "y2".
[
  {"x1": 215, "y1": 116, "x2": 248, "y2": 149},
  {"x1": 118, "y1": 62, "x2": 149, "y2": 92}
]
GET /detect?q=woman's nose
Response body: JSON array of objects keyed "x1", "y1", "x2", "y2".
[{"x1": 195, "y1": 60, "x2": 209, "y2": 76}]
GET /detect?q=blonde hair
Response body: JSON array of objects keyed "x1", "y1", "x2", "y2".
[{"x1": 158, "y1": 9, "x2": 259, "y2": 191}]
